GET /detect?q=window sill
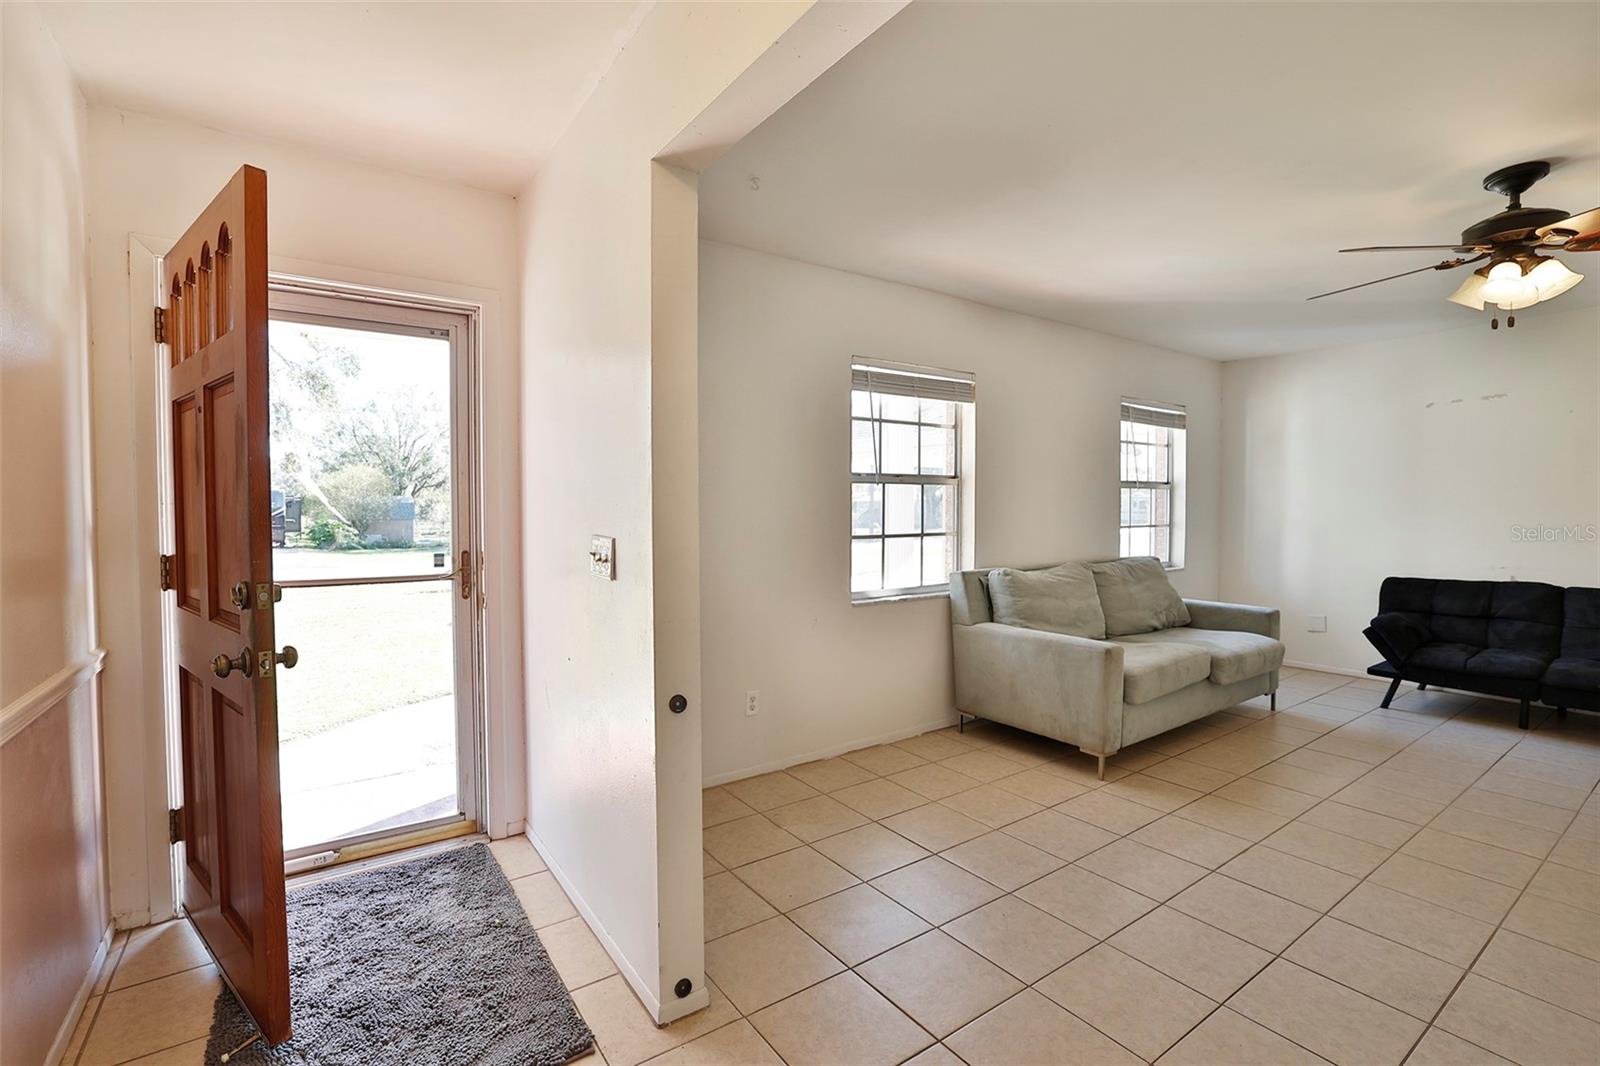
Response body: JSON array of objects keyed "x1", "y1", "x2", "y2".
[{"x1": 851, "y1": 590, "x2": 950, "y2": 607}]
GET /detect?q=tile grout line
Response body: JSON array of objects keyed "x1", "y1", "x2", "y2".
[
  {"x1": 1263, "y1": 700, "x2": 1599, "y2": 1060},
  {"x1": 1394, "y1": 724, "x2": 1599, "y2": 1058},
  {"x1": 1097, "y1": 685, "x2": 1478, "y2": 1062},
  {"x1": 1149, "y1": 686, "x2": 1594, "y2": 1063},
  {"x1": 703, "y1": 676, "x2": 1598, "y2": 1065},
  {"x1": 68, "y1": 992, "x2": 104, "y2": 1066},
  {"x1": 708, "y1": 679, "x2": 1368, "y2": 1062},
  {"x1": 71, "y1": 928, "x2": 127, "y2": 1066}
]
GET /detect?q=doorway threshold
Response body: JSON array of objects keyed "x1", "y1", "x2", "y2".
[{"x1": 286, "y1": 818, "x2": 480, "y2": 881}]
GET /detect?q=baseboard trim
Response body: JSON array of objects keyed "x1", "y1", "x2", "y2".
[
  {"x1": 522, "y1": 826, "x2": 709, "y2": 1026},
  {"x1": 45, "y1": 922, "x2": 114, "y2": 1066},
  {"x1": 703, "y1": 713, "x2": 959, "y2": 787},
  {"x1": 1282, "y1": 660, "x2": 1370, "y2": 680},
  {"x1": 1283, "y1": 659, "x2": 1525, "y2": 708},
  {"x1": 1, "y1": 649, "x2": 106, "y2": 746}
]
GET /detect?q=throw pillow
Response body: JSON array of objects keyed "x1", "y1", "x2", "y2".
[
  {"x1": 988, "y1": 563, "x2": 1108, "y2": 640},
  {"x1": 1089, "y1": 556, "x2": 1191, "y2": 635}
]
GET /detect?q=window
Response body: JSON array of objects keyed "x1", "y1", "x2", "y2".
[
  {"x1": 851, "y1": 361, "x2": 975, "y2": 600},
  {"x1": 1119, "y1": 399, "x2": 1187, "y2": 567}
]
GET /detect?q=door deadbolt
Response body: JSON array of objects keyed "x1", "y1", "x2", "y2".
[
  {"x1": 212, "y1": 648, "x2": 253, "y2": 678},
  {"x1": 230, "y1": 581, "x2": 251, "y2": 610}
]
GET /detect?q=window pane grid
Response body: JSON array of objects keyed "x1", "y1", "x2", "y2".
[
  {"x1": 852, "y1": 385, "x2": 962, "y2": 597},
  {"x1": 1119, "y1": 417, "x2": 1175, "y2": 566}
]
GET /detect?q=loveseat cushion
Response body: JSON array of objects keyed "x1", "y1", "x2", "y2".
[
  {"x1": 1562, "y1": 588, "x2": 1600, "y2": 661},
  {"x1": 988, "y1": 563, "x2": 1107, "y2": 640},
  {"x1": 1089, "y1": 557, "x2": 1191, "y2": 636},
  {"x1": 1461, "y1": 648, "x2": 1552, "y2": 681},
  {"x1": 1408, "y1": 642, "x2": 1482, "y2": 673},
  {"x1": 1408, "y1": 641, "x2": 1551, "y2": 680},
  {"x1": 1121, "y1": 627, "x2": 1285, "y2": 685},
  {"x1": 1545, "y1": 657, "x2": 1600, "y2": 693},
  {"x1": 1114, "y1": 639, "x2": 1211, "y2": 704}
]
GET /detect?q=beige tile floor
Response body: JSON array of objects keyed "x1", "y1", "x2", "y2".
[
  {"x1": 63, "y1": 670, "x2": 1600, "y2": 1065},
  {"x1": 694, "y1": 671, "x2": 1600, "y2": 1066}
]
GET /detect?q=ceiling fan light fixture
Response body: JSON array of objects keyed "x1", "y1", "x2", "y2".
[
  {"x1": 1447, "y1": 269, "x2": 1488, "y2": 310},
  {"x1": 1480, "y1": 259, "x2": 1542, "y2": 310},
  {"x1": 1315, "y1": 161, "x2": 1598, "y2": 317},
  {"x1": 1528, "y1": 257, "x2": 1583, "y2": 301}
]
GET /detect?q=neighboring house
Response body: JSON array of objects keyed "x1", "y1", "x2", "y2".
[{"x1": 365, "y1": 497, "x2": 416, "y2": 546}]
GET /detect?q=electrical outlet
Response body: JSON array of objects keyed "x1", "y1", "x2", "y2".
[
  {"x1": 745, "y1": 690, "x2": 759, "y2": 717},
  {"x1": 1307, "y1": 614, "x2": 1328, "y2": 633}
]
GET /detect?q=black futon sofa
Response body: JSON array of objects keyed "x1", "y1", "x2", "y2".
[{"x1": 1364, "y1": 577, "x2": 1600, "y2": 729}]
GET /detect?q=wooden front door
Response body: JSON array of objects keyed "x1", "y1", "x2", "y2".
[{"x1": 163, "y1": 165, "x2": 291, "y2": 1045}]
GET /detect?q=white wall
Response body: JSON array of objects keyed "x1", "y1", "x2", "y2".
[
  {"x1": 0, "y1": 4, "x2": 108, "y2": 1062},
  {"x1": 83, "y1": 106, "x2": 524, "y2": 927},
  {"x1": 516, "y1": 0, "x2": 908, "y2": 1023},
  {"x1": 516, "y1": 0, "x2": 820, "y2": 1023},
  {"x1": 1220, "y1": 304, "x2": 1600, "y2": 674},
  {"x1": 698, "y1": 241, "x2": 1223, "y2": 783}
]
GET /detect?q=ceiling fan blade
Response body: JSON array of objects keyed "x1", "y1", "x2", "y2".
[
  {"x1": 1306, "y1": 254, "x2": 1486, "y2": 301},
  {"x1": 1338, "y1": 244, "x2": 1477, "y2": 253},
  {"x1": 1537, "y1": 206, "x2": 1600, "y2": 247}
]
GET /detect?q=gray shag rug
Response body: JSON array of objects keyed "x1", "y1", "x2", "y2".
[{"x1": 205, "y1": 843, "x2": 594, "y2": 1065}]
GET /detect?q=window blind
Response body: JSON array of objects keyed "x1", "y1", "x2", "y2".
[
  {"x1": 853, "y1": 361, "x2": 975, "y2": 404},
  {"x1": 1121, "y1": 399, "x2": 1186, "y2": 431}
]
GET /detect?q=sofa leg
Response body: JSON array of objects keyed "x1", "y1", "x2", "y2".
[
  {"x1": 1417, "y1": 683, "x2": 1427, "y2": 691},
  {"x1": 1270, "y1": 692, "x2": 1277, "y2": 712},
  {"x1": 1081, "y1": 750, "x2": 1108, "y2": 781},
  {"x1": 1518, "y1": 698, "x2": 1530, "y2": 730},
  {"x1": 1557, "y1": 706, "x2": 1568, "y2": 720},
  {"x1": 1380, "y1": 677, "x2": 1402, "y2": 709}
]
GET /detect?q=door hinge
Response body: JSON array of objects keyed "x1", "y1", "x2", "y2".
[
  {"x1": 159, "y1": 553, "x2": 176, "y2": 591},
  {"x1": 169, "y1": 807, "x2": 184, "y2": 844},
  {"x1": 153, "y1": 305, "x2": 167, "y2": 345}
]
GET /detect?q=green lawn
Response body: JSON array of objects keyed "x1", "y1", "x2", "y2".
[{"x1": 273, "y1": 581, "x2": 455, "y2": 740}]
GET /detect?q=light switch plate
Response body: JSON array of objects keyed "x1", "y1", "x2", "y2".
[
  {"x1": 590, "y1": 535, "x2": 616, "y2": 580},
  {"x1": 1307, "y1": 614, "x2": 1327, "y2": 633}
]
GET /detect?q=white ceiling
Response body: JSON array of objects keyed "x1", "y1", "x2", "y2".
[
  {"x1": 701, "y1": 2, "x2": 1600, "y2": 359},
  {"x1": 40, "y1": 1, "x2": 648, "y2": 194}
]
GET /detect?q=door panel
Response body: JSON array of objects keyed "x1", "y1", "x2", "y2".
[
  {"x1": 163, "y1": 165, "x2": 290, "y2": 1044},
  {"x1": 204, "y1": 373, "x2": 241, "y2": 627},
  {"x1": 177, "y1": 668, "x2": 215, "y2": 893},
  {"x1": 173, "y1": 395, "x2": 205, "y2": 612}
]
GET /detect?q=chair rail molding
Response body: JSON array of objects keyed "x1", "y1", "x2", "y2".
[{"x1": 0, "y1": 649, "x2": 107, "y2": 746}]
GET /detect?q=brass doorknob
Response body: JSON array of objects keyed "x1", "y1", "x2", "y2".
[
  {"x1": 211, "y1": 648, "x2": 253, "y2": 678},
  {"x1": 275, "y1": 646, "x2": 299, "y2": 669}
]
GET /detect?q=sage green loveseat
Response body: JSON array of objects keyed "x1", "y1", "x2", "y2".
[{"x1": 950, "y1": 557, "x2": 1284, "y2": 778}]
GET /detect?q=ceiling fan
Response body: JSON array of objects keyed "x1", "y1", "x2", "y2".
[{"x1": 1309, "y1": 160, "x2": 1598, "y2": 328}]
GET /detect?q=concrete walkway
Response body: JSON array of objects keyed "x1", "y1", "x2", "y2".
[{"x1": 280, "y1": 694, "x2": 457, "y2": 851}]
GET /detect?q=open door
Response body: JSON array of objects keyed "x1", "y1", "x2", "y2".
[{"x1": 162, "y1": 165, "x2": 292, "y2": 1045}]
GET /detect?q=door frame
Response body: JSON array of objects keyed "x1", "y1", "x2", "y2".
[
  {"x1": 118, "y1": 237, "x2": 522, "y2": 927},
  {"x1": 265, "y1": 281, "x2": 486, "y2": 858}
]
